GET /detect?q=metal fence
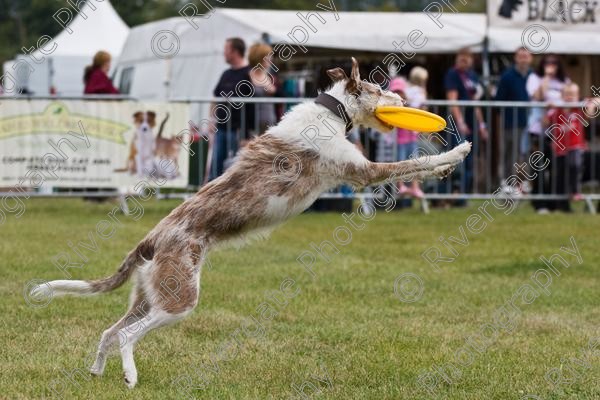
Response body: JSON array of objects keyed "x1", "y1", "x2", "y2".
[
  {"x1": 2, "y1": 96, "x2": 599, "y2": 213},
  {"x1": 175, "y1": 97, "x2": 600, "y2": 213}
]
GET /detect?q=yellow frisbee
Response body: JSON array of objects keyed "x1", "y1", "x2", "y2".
[{"x1": 375, "y1": 106, "x2": 446, "y2": 132}]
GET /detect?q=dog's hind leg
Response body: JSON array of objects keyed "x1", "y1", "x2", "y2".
[
  {"x1": 90, "y1": 283, "x2": 150, "y2": 377},
  {"x1": 118, "y1": 308, "x2": 186, "y2": 388},
  {"x1": 118, "y1": 252, "x2": 202, "y2": 389}
]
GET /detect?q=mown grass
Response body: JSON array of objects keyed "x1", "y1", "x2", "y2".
[{"x1": 0, "y1": 198, "x2": 598, "y2": 399}]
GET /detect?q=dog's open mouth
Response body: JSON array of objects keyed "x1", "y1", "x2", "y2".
[{"x1": 375, "y1": 116, "x2": 395, "y2": 131}]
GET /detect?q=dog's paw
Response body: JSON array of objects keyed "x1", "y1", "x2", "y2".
[
  {"x1": 124, "y1": 370, "x2": 138, "y2": 389},
  {"x1": 90, "y1": 358, "x2": 107, "y2": 377},
  {"x1": 454, "y1": 141, "x2": 472, "y2": 159},
  {"x1": 441, "y1": 141, "x2": 471, "y2": 167},
  {"x1": 433, "y1": 164, "x2": 456, "y2": 179}
]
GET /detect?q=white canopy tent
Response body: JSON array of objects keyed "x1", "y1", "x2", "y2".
[
  {"x1": 3, "y1": 0, "x2": 129, "y2": 96},
  {"x1": 488, "y1": 27, "x2": 600, "y2": 54},
  {"x1": 485, "y1": 0, "x2": 600, "y2": 95},
  {"x1": 4, "y1": 4, "x2": 598, "y2": 98},
  {"x1": 486, "y1": 0, "x2": 600, "y2": 54},
  {"x1": 115, "y1": 8, "x2": 487, "y2": 100}
]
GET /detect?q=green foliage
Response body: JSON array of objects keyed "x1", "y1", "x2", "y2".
[{"x1": 0, "y1": 0, "x2": 63, "y2": 62}]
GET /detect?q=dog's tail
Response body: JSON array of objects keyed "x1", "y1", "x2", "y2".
[
  {"x1": 157, "y1": 113, "x2": 170, "y2": 138},
  {"x1": 30, "y1": 241, "x2": 153, "y2": 299}
]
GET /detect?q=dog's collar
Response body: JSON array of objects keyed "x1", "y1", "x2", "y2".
[{"x1": 315, "y1": 93, "x2": 353, "y2": 133}]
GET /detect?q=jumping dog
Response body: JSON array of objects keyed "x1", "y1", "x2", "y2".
[{"x1": 31, "y1": 58, "x2": 471, "y2": 388}]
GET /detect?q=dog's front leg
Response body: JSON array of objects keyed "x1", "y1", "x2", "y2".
[
  {"x1": 394, "y1": 163, "x2": 460, "y2": 182},
  {"x1": 348, "y1": 142, "x2": 471, "y2": 187}
]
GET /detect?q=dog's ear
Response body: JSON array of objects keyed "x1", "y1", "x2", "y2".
[
  {"x1": 326, "y1": 67, "x2": 347, "y2": 82},
  {"x1": 147, "y1": 111, "x2": 157, "y2": 126},
  {"x1": 346, "y1": 57, "x2": 362, "y2": 95},
  {"x1": 133, "y1": 111, "x2": 142, "y2": 119},
  {"x1": 350, "y1": 57, "x2": 361, "y2": 81}
]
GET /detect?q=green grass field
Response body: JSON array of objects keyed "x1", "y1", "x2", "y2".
[{"x1": 1, "y1": 198, "x2": 598, "y2": 400}]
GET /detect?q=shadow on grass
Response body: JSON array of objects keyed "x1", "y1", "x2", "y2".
[{"x1": 472, "y1": 260, "x2": 543, "y2": 277}]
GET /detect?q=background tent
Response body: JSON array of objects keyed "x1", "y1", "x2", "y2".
[
  {"x1": 487, "y1": 0, "x2": 600, "y2": 54},
  {"x1": 486, "y1": 0, "x2": 600, "y2": 95},
  {"x1": 3, "y1": 0, "x2": 129, "y2": 96},
  {"x1": 114, "y1": 8, "x2": 487, "y2": 100}
]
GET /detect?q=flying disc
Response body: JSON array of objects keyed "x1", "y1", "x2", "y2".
[{"x1": 375, "y1": 106, "x2": 446, "y2": 132}]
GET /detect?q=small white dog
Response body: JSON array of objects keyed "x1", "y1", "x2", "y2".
[
  {"x1": 32, "y1": 58, "x2": 471, "y2": 388},
  {"x1": 134, "y1": 112, "x2": 156, "y2": 178}
]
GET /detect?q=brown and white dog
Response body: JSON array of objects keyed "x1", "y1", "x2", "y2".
[
  {"x1": 114, "y1": 111, "x2": 157, "y2": 176},
  {"x1": 153, "y1": 113, "x2": 182, "y2": 179},
  {"x1": 31, "y1": 59, "x2": 471, "y2": 389},
  {"x1": 115, "y1": 112, "x2": 181, "y2": 179}
]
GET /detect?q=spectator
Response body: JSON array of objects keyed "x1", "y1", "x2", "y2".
[
  {"x1": 444, "y1": 47, "x2": 488, "y2": 198},
  {"x1": 526, "y1": 54, "x2": 569, "y2": 213},
  {"x1": 209, "y1": 38, "x2": 255, "y2": 180},
  {"x1": 83, "y1": 51, "x2": 119, "y2": 94},
  {"x1": 544, "y1": 83, "x2": 588, "y2": 212},
  {"x1": 81, "y1": 50, "x2": 120, "y2": 203},
  {"x1": 494, "y1": 47, "x2": 533, "y2": 185},
  {"x1": 394, "y1": 71, "x2": 427, "y2": 199},
  {"x1": 406, "y1": 67, "x2": 428, "y2": 108},
  {"x1": 248, "y1": 43, "x2": 279, "y2": 135}
]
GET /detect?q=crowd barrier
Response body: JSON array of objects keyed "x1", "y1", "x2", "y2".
[
  {"x1": 173, "y1": 97, "x2": 600, "y2": 213},
  {"x1": 1, "y1": 96, "x2": 599, "y2": 213}
]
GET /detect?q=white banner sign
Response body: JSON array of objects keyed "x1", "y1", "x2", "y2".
[
  {"x1": 0, "y1": 100, "x2": 191, "y2": 188},
  {"x1": 490, "y1": 0, "x2": 599, "y2": 29},
  {"x1": 487, "y1": 0, "x2": 600, "y2": 53}
]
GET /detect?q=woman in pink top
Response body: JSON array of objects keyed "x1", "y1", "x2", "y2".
[{"x1": 390, "y1": 76, "x2": 424, "y2": 199}]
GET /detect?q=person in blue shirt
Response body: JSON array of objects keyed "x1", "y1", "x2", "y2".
[
  {"x1": 209, "y1": 38, "x2": 255, "y2": 181},
  {"x1": 444, "y1": 48, "x2": 488, "y2": 200},
  {"x1": 494, "y1": 47, "x2": 533, "y2": 182}
]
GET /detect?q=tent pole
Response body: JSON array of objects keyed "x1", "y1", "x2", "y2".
[
  {"x1": 48, "y1": 57, "x2": 54, "y2": 95},
  {"x1": 165, "y1": 58, "x2": 172, "y2": 100},
  {"x1": 482, "y1": 4, "x2": 491, "y2": 98},
  {"x1": 482, "y1": 36, "x2": 491, "y2": 99}
]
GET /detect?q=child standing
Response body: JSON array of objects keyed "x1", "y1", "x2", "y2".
[
  {"x1": 390, "y1": 72, "x2": 426, "y2": 199},
  {"x1": 390, "y1": 66, "x2": 429, "y2": 199},
  {"x1": 544, "y1": 83, "x2": 588, "y2": 207}
]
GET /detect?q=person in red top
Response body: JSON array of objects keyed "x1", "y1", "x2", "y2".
[
  {"x1": 82, "y1": 50, "x2": 120, "y2": 203},
  {"x1": 544, "y1": 83, "x2": 588, "y2": 208},
  {"x1": 83, "y1": 51, "x2": 120, "y2": 94}
]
